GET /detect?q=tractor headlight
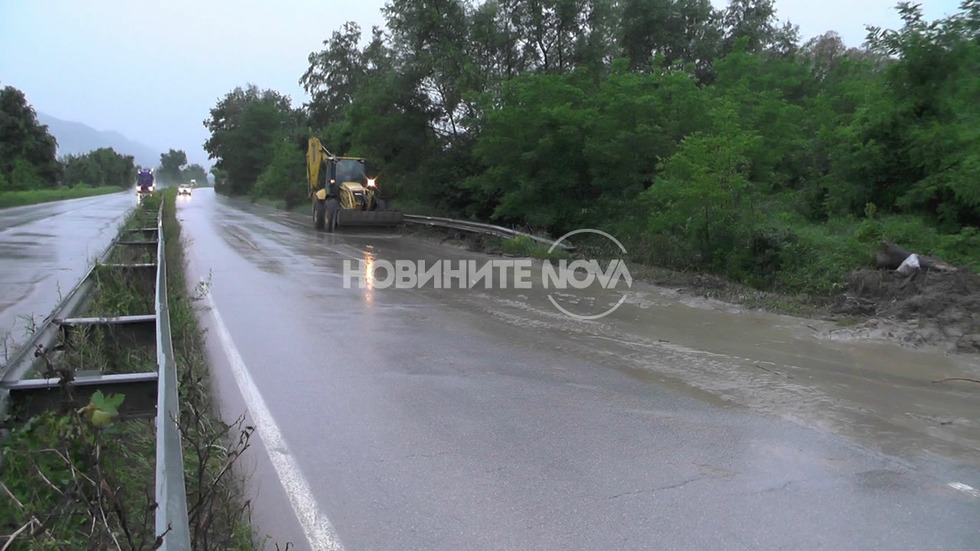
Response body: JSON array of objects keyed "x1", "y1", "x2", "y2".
[{"x1": 366, "y1": 178, "x2": 376, "y2": 188}]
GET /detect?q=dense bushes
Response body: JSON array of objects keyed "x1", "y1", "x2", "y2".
[
  {"x1": 61, "y1": 148, "x2": 136, "y2": 188},
  {"x1": 207, "y1": 0, "x2": 980, "y2": 296}
]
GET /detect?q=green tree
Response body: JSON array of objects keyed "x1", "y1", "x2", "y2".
[
  {"x1": 465, "y1": 73, "x2": 596, "y2": 233},
  {"x1": 498, "y1": 0, "x2": 602, "y2": 75},
  {"x1": 862, "y1": 1, "x2": 980, "y2": 227},
  {"x1": 384, "y1": 0, "x2": 474, "y2": 144},
  {"x1": 301, "y1": 22, "x2": 369, "y2": 130},
  {"x1": 61, "y1": 154, "x2": 103, "y2": 188},
  {"x1": 60, "y1": 148, "x2": 134, "y2": 188},
  {"x1": 711, "y1": 39, "x2": 812, "y2": 191},
  {"x1": 94, "y1": 148, "x2": 135, "y2": 187},
  {"x1": 158, "y1": 149, "x2": 187, "y2": 184},
  {"x1": 721, "y1": 0, "x2": 799, "y2": 56},
  {"x1": 0, "y1": 86, "x2": 60, "y2": 187},
  {"x1": 619, "y1": 0, "x2": 722, "y2": 80},
  {"x1": 5, "y1": 158, "x2": 43, "y2": 191},
  {"x1": 181, "y1": 163, "x2": 208, "y2": 185},
  {"x1": 253, "y1": 136, "x2": 307, "y2": 207},
  {"x1": 468, "y1": 1, "x2": 525, "y2": 83},
  {"x1": 643, "y1": 104, "x2": 761, "y2": 268},
  {"x1": 585, "y1": 63, "x2": 712, "y2": 219},
  {"x1": 210, "y1": 166, "x2": 228, "y2": 192},
  {"x1": 342, "y1": 71, "x2": 440, "y2": 201},
  {"x1": 204, "y1": 85, "x2": 299, "y2": 195}
]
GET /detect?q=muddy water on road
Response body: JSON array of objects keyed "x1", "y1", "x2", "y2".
[
  {"x1": 183, "y1": 192, "x2": 980, "y2": 549},
  {"x1": 481, "y1": 281, "x2": 980, "y2": 466},
  {"x1": 218, "y1": 197, "x2": 980, "y2": 471},
  {"x1": 390, "y1": 245, "x2": 979, "y2": 467}
]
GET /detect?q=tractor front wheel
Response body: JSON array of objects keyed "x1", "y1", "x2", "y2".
[
  {"x1": 326, "y1": 198, "x2": 340, "y2": 232},
  {"x1": 314, "y1": 200, "x2": 326, "y2": 230}
]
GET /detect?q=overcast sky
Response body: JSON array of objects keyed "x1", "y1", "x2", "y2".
[{"x1": 0, "y1": 0, "x2": 961, "y2": 169}]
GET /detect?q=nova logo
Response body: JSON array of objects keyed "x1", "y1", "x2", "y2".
[
  {"x1": 544, "y1": 229, "x2": 632, "y2": 320},
  {"x1": 342, "y1": 228, "x2": 632, "y2": 320}
]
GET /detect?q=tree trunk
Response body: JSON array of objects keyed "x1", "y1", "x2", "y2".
[{"x1": 876, "y1": 240, "x2": 911, "y2": 269}]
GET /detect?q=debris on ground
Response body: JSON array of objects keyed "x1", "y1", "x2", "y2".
[
  {"x1": 837, "y1": 240, "x2": 980, "y2": 352},
  {"x1": 876, "y1": 239, "x2": 957, "y2": 272}
]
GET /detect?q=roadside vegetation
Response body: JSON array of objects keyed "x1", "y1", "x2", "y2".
[
  {"x1": 491, "y1": 235, "x2": 572, "y2": 261},
  {"x1": 0, "y1": 85, "x2": 208, "y2": 209},
  {"x1": 0, "y1": 185, "x2": 125, "y2": 209},
  {"x1": 200, "y1": 0, "x2": 979, "y2": 299},
  {"x1": 0, "y1": 190, "x2": 259, "y2": 549}
]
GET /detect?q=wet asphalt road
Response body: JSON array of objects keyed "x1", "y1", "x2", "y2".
[
  {"x1": 0, "y1": 192, "x2": 134, "y2": 356},
  {"x1": 172, "y1": 188, "x2": 980, "y2": 550}
]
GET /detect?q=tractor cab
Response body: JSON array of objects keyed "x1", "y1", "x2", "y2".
[
  {"x1": 333, "y1": 158, "x2": 366, "y2": 185},
  {"x1": 328, "y1": 157, "x2": 380, "y2": 211}
]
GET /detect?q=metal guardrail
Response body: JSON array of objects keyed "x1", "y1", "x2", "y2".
[
  {"x1": 0, "y1": 236, "x2": 115, "y2": 389},
  {"x1": 154, "y1": 204, "x2": 191, "y2": 549},
  {"x1": 0, "y1": 201, "x2": 191, "y2": 549},
  {"x1": 402, "y1": 214, "x2": 575, "y2": 251}
]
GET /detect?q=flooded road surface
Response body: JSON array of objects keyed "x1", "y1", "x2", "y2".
[
  {"x1": 178, "y1": 189, "x2": 980, "y2": 551},
  {"x1": 0, "y1": 192, "x2": 134, "y2": 356}
]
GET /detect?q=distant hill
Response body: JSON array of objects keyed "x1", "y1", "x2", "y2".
[{"x1": 37, "y1": 112, "x2": 161, "y2": 168}]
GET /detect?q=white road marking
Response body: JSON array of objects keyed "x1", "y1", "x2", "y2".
[
  {"x1": 207, "y1": 293, "x2": 344, "y2": 551},
  {"x1": 947, "y1": 482, "x2": 979, "y2": 498}
]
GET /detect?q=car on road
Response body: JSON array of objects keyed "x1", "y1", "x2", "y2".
[{"x1": 178, "y1": 183, "x2": 192, "y2": 196}]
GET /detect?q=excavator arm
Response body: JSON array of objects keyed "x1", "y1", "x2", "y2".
[{"x1": 307, "y1": 137, "x2": 330, "y2": 201}]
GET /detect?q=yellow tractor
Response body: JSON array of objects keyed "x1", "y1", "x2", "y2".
[{"x1": 307, "y1": 137, "x2": 403, "y2": 231}]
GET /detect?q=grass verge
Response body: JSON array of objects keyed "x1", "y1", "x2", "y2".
[
  {"x1": 0, "y1": 186, "x2": 125, "y2": 209},
  {"x1": 488, "y1": 235, "x2": 572, "y2": 261}
]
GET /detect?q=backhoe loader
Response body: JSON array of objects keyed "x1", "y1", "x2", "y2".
[{"x1": 307, "y1": 137, "x2": 403, "y2": 231}]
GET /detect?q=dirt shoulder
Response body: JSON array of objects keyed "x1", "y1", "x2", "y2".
[
  {"x1": 643, "y1": 265, "x2": 980, "y2": 354},
  {"x1": 834, "y1": 268, "x2": 980, "y2": 353},
  {"x1": 406, "y1": 225, "x2": 980, "y2": 354}
]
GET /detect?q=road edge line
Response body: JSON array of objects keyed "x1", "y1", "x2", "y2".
[{"x1": 207, "y1": 293, "x2": 344, "y2": 551}]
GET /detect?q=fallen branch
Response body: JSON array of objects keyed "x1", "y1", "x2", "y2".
[
  {"x1": 1, "y1": 518, "x2": 40, "y2": 551},
  {"x1": 876, "y1": 240, "x2": 912, "y2": 270},
  {"x1": 0, "y1": 481, "x2": 24, "y2": 510},
  {"x1": 876, "y1": 240, "x2": 957, "y2": 272}
]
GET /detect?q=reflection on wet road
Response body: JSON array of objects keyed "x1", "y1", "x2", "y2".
[
  {"x1": 179, "y1": 189, "x2": 980, "y2": 551},
  {"x1": 0, "y1": 192, "x2": 134, "y2": 353}
]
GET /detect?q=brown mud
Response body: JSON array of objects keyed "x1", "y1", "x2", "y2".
[
  {"x1": 410, "y1": 225, "x2": 980, "y2": 354},
  {"x1": 836, "y1": 268, "x2": 980, "y2": 353}
]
